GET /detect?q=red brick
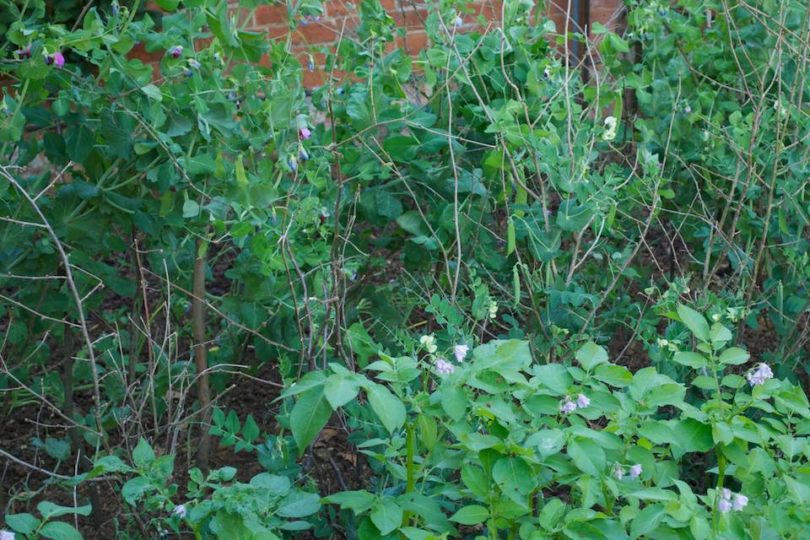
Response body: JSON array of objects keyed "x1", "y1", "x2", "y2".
[
  {"x1": 469, "y1": 0, "x2": 502, "y2": 20},
  {"x1": 327, "y1": 0, "x2": 361, "y2": 16},
  {"x1": 255, "y1": 4, "x2": 289, "y2": 26},
  {"x1": 263, "y1": 24, "x2": 290, "y2": 40},
  {"x1": 303, "y1": 69, "x2": 326, "y2": 87},
  {"x1": 397, "y1": 30, "x2": 428, "y2": 55},
  {"x1": 297, "y1": 22, "x2": 338, "y2": 44},
  {"x1": 391, "y1": 8, "x2": 427, "y2": 29}
]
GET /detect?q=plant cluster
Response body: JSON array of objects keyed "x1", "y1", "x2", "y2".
[{"x1": 1, "y1": 0, "x2": 808, "y2": 538}]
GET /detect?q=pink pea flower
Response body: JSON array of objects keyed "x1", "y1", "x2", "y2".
[
  {"x1": 435, "y1": 357, "x2": 454, "y2": 375},
  {"x1": 732, "y1": 493, "x2": 748, "y2": 511},
  {"x1": 299, "y1": 126, "x2": 312, "y2": 140},
  {"x1": 746, "y1": 363, "x2": 773, "y2": 386},
  {"x1": 560, "y1": 397, "x2": 576, "y2": 414},
  {"x1": 46, "y1": 51, "x2": 65, "y2": 68},
  {"x1": 628, "y1": 463, "x2": 642, "y2": 479},
  {"x1": 453, "y1": 344, "x2": 469, "y2": 363},
  {"x1": 576, "y1": 393, "x2": 590, "y2": 409},
  {"x1": 169, "y1": 45, "x2": 183, "y2": 58}
]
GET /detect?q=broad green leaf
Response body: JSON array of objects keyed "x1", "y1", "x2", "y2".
[
  {"x1": 370, "y1": 498, "x2": 403, "y2": 535},
  {"x1": 450, "y1": 505, "x2": 489, "y2": 525},
  {"x1": 493, "y1": 456, "x2": 534, "y2": 504},
  {"x1": 121, "y1": 477, "x2": 152, "y2": 505},
  {"x1": 132, "y1": 438, "x2": 155, "y2": 468},
  {"x1": 397, "y1": 492, "x2": 450, "y2": 531},
  {"x1": 323, "y1": 491, "x2": 375, "y2": 514},
  {"x1": 93, "y1": 455, "x2": 131, "y2": 474},
  {"x1": 440, "y1": 386, "x2": 467, "y2": 421},
  {"x1": 567, "y1": 439, "x2": 605, "y2": 477},
  {"x1": 709, "y1": 323, "x2": 732, "y2": 349},
  {"x1": 276, "y1": 492, "x2": 321, "y2": 518},
  {"x1": 575, "y1": 341, "x2": 608, "y2": 370},
  {"x1": 241, "y1": 414, "x2": 260, "y2": 444},
  {"x1": 533, "y1": 364, "x2": 571, "y2": 395},
  {"x1": 39, "y1": 521, "x2": 83, "y2": 540},
  {"x1": 5, "y1": 513, "x2": 40, "y2": 534},
  {"x1": 366, "y1": 383, "x2": 405, "y2": 434},
  {"x1": 594, "y1": 364, "x2": 632, "y2": 387},
  {"x1": 672, "y1": 352, "x2": 707, "y2": 369},
  {"x1": 677, "y1": 304, "x2": 710, "y2": 342},
  {"x1": 718, "y1": 347, "x2": 750, "y2": 365},
  {"x1": 539, "y1": 498, "x2": 566, "y2": 531},
  {"x1": 290, "y1": 386, "x2": 332, "y2": 456},
  {"x1": 324, "y1": 373, "x2": 360, "y2": 409},
  {"x1": 525, "y1": 429, "x2": 566, "y2": 458},
  {"x1": 140, "y1": 84, "x2": 163, "y2": 101},
  {"x1": 628, "y1": 488, "x2": 678, "y2": 502},
  {"x1": 671, "y1": 419, "x2": 713, "y2": 453},
  {"x1": 630, "y1": 504, "x2": 665, "y2": 539},
  {"x1": 37, "y1": 502, "x2": 91, "y2": 520},
  {"x1": 182, "y1": 199, "x2": 200, "y2": 218},
  {"x1": 461, "y1": 464, "x2": 489, "y2": 498},
  {"x1": 645, "y1": 383, "x2": 685, "y2": 408}
]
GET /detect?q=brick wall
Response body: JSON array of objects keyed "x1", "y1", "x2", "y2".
[
  {"x1": 234, "y1": 0, "x2": 625, "y2": 86},
  {"x1": 131, "y1": 1, "x2": 624, "y2": 86}
]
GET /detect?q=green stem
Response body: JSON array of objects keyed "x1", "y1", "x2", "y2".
[
  {"x1": 401, "y1": 422, "x2": 416, "y2": 527},
  {"x1": 713, "y1": 452, "x2": 727, "y2": 533}
]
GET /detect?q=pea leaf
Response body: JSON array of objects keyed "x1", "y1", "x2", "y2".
[
  {"x1": 290, "y1": 386, "x2": 332, "y2": 456},
  {"x1": 366, "y1": 383, "x2": 405, "y2": 434},
  {"x1": 677, "y1": 304, "x2": 710, "y2": 342},
  {"x1": 719, "y1": 347, "x2": 750, "y2": 365},
  {"x1": 450, "y1": 505, "x2": 489, "y2": 525},
  {"x1": 575, "y1": 341, "x2": 608, "y2": 370},
  {"x1": 370, "y1": 498, "x2": 403, "y2": 535}
]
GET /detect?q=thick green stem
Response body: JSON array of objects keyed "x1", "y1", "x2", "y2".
[
  {"x1": 401, "y1": 422, "x2": 416, "y2": 528},
  {"x1": 713, "y1": 452, "x2": 727, "y2": 533}
]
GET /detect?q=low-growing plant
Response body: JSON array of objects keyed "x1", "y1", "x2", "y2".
[
  {"x1": 84, "y1": 438, "x2": 321, "y2": 539},
  {"x1": 280, "y1": 304, "x2": 810, "y2": 539}
]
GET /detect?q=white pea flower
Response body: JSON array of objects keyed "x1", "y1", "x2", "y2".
[
  {"x1": 559, "y1": 396, "x2": 577, "y2": 414},
  {"x1": 718, "y1": 498, "x2": 732, "y2": 513},
  {"x1": 420, "y1": 334, "x2": 437, "y2": 354},
  {"x1": 746, "y1": 363, "x2": 773, "y2": 386},
  {"x1": 732, "y1": 493, "x2": 748, "y2": 511},
  {"x1": 602, "y1": 116, "x2": 618, "y2": 141},
  {"x1": 173, "y1": 504, "x2": 187, "y2": 518},
  {"x1": 576, "y1": 394, "x2": 590, "y2": 409},
  {"x1": 0, "y1": 530, "x2": 15, "y2": 540},
  {"x1": 435, "y1": 357, "x2": 455, "y2": 375},
  {"x1": 453, "y1": 15, "x2": 463, "y2": 28},
  {"x1": 453, "y1": 344, "x2": 469, "y2": 363},
  {"x1": 628, "y1": 464, "x2": 642, "y2": 479},
  {"x1": 612, "y1": 464, "x2": 624, "y2": 480}
]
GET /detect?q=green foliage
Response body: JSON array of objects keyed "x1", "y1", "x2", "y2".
[
  {"x1": 86, "y1": 437, "x2": 321, "y2": 538},
  {"x1": 1, "y1": 0, "x2": 810, "y2": 538},
  {"x1": 307, "y1": 322, "x2": 810, "y2": 538}
]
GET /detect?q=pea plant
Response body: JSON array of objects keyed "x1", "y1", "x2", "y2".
[
  {"x1": 2, "y1": 0, "x2": 810, "y2": 538},
  {"x1": 278, "y1": 305, "x2": 810, "y2": 538}
]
